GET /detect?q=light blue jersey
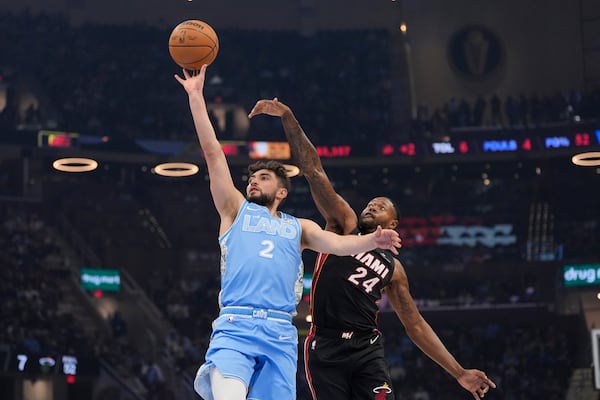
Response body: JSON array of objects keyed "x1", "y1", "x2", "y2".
[
  {"x1": 218, "y1": 200, "x2": 304, "y2": 313},
  {"x1": 194, "y1": 200, "x2": 304, "y2": 400}
]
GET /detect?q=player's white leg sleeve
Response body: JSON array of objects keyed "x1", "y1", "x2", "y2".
[{"x1": 210, "y1": 367, "x2": 247, "y2": 400}]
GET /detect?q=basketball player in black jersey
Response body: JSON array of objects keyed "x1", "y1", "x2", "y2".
[{"x1": 249, "y1": 98, "x2": 497, "y2": 400}]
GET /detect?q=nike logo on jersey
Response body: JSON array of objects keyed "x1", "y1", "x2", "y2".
[
  {"x1": 370, "y1": 334, "x2": 380, "y2": 344},
  {"x1": 246, "y1": 204, "x2": 262, "y2": 211},
  {"x1": 278, "y1": 335, "x2": 293, "y2": 341},
  {"x1": 378, "y1": 251, "x2": 392, "y2": 263}
]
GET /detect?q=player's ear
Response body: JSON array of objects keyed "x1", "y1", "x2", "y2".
[
  {"x1": 388, "y1": 218, "x2": 399, "y2": 230},
  {"x1": 277, "y1": 187, "x2": 288, "y2": 200}
]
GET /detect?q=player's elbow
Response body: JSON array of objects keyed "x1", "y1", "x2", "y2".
[
  {"x1": 202, "y1": 145, "x2": 224, "y2": 159},
  {"x1": 404, "y1": 317, "x2": 430, "y2": 339},
  {"x1": 303, "y1": 167, "x2": 327, "y2": 181}
]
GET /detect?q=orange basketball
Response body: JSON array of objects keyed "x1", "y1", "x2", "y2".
[{"x1": 168, "y1": 20, "x2": 219, "y2": 70}]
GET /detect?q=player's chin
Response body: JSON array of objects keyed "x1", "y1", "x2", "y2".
[
  {"x1": 358, "y1": 220, "x2": 378, "y2": 233},
  {"x1": 247, "y1": 194, "x2": 269, "y2": 206}
]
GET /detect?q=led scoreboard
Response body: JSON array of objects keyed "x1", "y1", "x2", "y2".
[
  {"x1": 381, "y1": 128, "x2": 600, "y2": 159},
  {"x1": 28, "y1": 125, "x2": 599, "y2": 163},
  {"x1": 541, "y1": 132, "x2": 595, "y2": 149}
]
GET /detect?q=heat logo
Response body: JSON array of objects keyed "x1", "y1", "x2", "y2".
[{"x1": 373, "y1": 382, "x2": 392, "y2": 399}]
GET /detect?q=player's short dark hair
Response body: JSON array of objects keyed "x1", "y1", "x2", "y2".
[
  {"x1": 387, "y1": 197, "x2": 400, "y2": 220},
  {"x1": 248, "y1": 160, "x2": 291, "y2": 191},
  {"x1": 378, "y1": 196, "x2": 400, "y2": 220}
]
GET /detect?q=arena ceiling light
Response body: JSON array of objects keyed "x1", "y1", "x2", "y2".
[
  {"x1": 571, "y1": 152, "x2": 600, "y2": 167},
  {"x1": 282, "y1": 164, "x2": 300, "y2": 178},
  {"x1": 152, "y1": 162, "x2": 199, "y2": 177},
  {"x1": 52, "y1": 157, "x2": 98, "y2": 172}
]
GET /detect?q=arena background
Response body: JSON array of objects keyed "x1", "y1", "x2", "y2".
[{"x1": 0, "y1": 0, "x2": 599, "y2": 399}]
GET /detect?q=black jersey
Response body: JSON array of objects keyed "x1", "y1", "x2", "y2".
[{"x1": 310, "y1": 238, "x2": 396, "y2": 332}]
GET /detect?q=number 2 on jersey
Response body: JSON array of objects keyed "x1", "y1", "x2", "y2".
[
  {"x1": 259, "y1": 239, "x2": 275, "y2": 258},
  {"x1": 347, "y1": 267, "x2": 380, "y2": 293}
]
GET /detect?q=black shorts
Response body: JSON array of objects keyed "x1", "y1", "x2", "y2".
[{"x1": 304, "y1": 327, "x2": 394, "y2": 400}]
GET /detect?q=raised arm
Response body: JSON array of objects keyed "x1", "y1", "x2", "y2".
[
  {"x1": 249, "y1": 98, "x2": 357, "y2": 234},
  {"x1": 299, "y1": 218, "x2": 401, "y2": 255},
  {"x1": 175, "y1": 66, "x2": 244, "y2": 229},
  {"x1": 385, "y1": 260, "x2": 496, "y2": 399}
]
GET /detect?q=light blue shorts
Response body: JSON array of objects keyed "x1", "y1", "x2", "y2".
[{"x1": 194, "y1": 309, "x2": 298, "y2": 400}]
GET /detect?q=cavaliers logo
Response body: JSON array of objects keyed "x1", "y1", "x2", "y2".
[
  {"x1": 448, "y1": 25, "x2": 504, "y2": 80},
  {"x1": 373, "y1": 382, "x2": 392, "y2": 399}
]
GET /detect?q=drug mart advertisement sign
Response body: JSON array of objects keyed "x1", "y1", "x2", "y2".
[
  {"x1": 563, "y1": 264, "x2": 600, "y2": 287},
  {"x1": 80, "y1": 268, "x2": 121, "y2": 291}
]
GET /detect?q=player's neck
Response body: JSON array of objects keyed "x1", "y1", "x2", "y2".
[
  {"x1": 248, "y1": 200, "x2": 281, "y2": 218},
  {"x1": 268, "y1": 205, "x2": 282, "y2": 218}
]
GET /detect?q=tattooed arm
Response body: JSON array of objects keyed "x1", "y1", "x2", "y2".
[
  {"x1": 385, "y1": 260, "x2": 496, "y2": 399},
  {"x1": 249, "y1": 98, "x2": 357, "y2": 234}
]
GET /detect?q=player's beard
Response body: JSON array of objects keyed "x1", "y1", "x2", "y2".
[
  {"x1": 358, "y1": 216, "x2": 378, "y2": 234},
  {"x1": 248, "y1": 192, "x2": 275, "y2": 208}
]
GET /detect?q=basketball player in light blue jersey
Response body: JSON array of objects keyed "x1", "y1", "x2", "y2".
[{"x1": 175, "y1": 65, "x2": 402, "y2": 400}]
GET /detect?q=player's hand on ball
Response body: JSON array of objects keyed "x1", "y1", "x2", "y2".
[{"x1": 174, "y1": 64, "x2": 208, "y2": 95}]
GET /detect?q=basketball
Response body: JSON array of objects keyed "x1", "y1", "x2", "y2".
[{"x1": 168, "y1": 20, "x2": 219, "y2": 70}]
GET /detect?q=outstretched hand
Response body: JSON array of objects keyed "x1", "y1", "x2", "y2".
[
  {"x1": 457, "y1": 369, "x2": 497, "y2": 399},
  {"x1": 373, "y1": 225, "x2": 402, "y2": 255},
  {"x1": 174, "y1": 64, "x2": 208, "y2": 95},
  {"x1": 248, "y1": 97, "x2": 291, "y2": 118}
]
